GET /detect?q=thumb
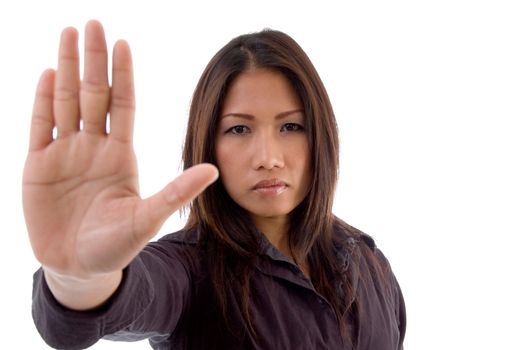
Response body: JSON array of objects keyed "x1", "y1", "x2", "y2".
[{"x1": 135, "y1": 163, "x2": 219, "y2": 240}]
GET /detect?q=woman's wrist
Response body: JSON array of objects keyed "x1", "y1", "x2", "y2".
[{"x1": 43, "y1": 268, "x2": 123, "y2": 311}]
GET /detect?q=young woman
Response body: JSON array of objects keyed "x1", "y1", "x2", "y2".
[{"x1": 25, "y1": 20, "x2": 405, "y2": 349}]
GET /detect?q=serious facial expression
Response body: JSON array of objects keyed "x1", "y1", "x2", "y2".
[{"x1": 215, "y1": 69, "x2": 312, "y2": 225}]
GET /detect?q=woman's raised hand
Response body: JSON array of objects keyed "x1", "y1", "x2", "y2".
[{"x1": 23, "y1": 21, "x2": 217, "y2": 282}]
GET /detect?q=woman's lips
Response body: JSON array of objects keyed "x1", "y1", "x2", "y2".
[{"x1": 252, "y1": 179, "x2": 288, "y2": 195}]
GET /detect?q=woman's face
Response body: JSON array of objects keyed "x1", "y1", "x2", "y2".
[{"x1": 215, "y1": 68, "x2": 311, "y2": 227}]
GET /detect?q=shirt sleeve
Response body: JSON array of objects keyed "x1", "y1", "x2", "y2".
[
  {"x1": 375, "y1": 247, "x2": 407, "y2": 350},
  {"x1": 394, "y1": 275, "x2": 407, "y2": 350},
  {"x1": 32, "y1": 241, "x2": 194, "y2": 349}
]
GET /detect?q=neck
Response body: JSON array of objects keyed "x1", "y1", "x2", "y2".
[{"x1": 251, "y1": 215, "x2": 290, "y2": 255}]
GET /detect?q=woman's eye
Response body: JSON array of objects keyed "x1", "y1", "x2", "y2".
[
  {"x1": 228, "y1": 125, "x2": 250, "y2": 134},
  {"x1": 281, "y1": 123, "x2": 303, "y2": 132}
]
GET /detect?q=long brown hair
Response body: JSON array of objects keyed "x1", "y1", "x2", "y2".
[{"x1": 182, "y1": 29, "x2": 372, "y2": 346}]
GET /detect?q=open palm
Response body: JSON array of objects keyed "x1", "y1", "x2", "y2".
[{"x1": 23, "y1": 21, "x2": 217, "y2": 279}]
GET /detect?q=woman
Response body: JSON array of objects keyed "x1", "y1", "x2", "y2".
[{"x1": 25, "y1": 20, "x2": 405, "y2": 349}]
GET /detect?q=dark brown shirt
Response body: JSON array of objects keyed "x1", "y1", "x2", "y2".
[{"x1": 32, "y1": 227, "x2": 406, "y2": 349}]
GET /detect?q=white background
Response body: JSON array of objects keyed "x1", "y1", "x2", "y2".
[{"x1": 1, "y1": 0, "x2": 525, "y2": 349}]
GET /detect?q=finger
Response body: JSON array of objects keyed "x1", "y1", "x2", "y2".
[
  {"x1": 54, "y1": 27, "x2": 80, "y2": 138},
  {"x1": 109, "y1": 40, "x2": 135, "y2": 143},
  {"x1": 80, "y1": 20, "x2": 110, "y2": 135},
  {"x1": 135, "y1": 164, "x2": 219, "y2": 240},
  {"x1": 29, "y1": 69, "x2": 56, "y2": 151}
]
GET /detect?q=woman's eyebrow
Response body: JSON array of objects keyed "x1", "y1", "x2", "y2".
[
  {"x1": 220, "y1": 108, "x2": 304, "y2": 120},
  {"x1": 276, "y1": 108, "x2": 304, "y2": 120}
]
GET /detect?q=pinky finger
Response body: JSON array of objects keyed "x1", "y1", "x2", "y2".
[{"x1": 29, "y1": 69, "x2": 56, "y2": 152}]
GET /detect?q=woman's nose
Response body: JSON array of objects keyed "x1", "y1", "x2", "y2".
[{"x1": 251, "y1": 131, "x2": 284, "y2": 170}]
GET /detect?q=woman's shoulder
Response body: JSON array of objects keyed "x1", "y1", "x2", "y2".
[
  {"x1": 333, "y1": 217, "x2": 376, "y2": 252},
  {"x1": 332, "y1": 217, "x2": 398, "y2": 280}
]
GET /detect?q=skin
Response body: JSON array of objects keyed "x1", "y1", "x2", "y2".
[
  {"x1": 22, "y1": 20, "x2": 218, "y2": 310},
  {"x1": 216, "y1": 69, "x2": 312, "y2": 258}
]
